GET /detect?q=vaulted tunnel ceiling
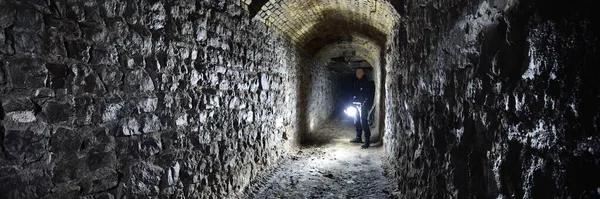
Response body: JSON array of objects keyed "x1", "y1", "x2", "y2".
[
  {"x1": 242, "y1": 0, "x2": 401, "y2": 71},
  {"x1": 314, "y1": 34, "x2": 381, "y2": 69}
]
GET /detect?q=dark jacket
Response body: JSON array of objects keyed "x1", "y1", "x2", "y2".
[{"x1": 353, "y1": 78, "x2": 375, "y2": 106}]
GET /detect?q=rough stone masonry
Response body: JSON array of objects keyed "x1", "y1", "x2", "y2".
[
  {"x1": 383, "y1": 0, "x2": 600, "y2": 198},
  {"x1": 0, "y1": 0, "x2": 336, "y2": 198}
]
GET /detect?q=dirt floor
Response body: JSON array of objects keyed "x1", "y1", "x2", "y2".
[{"x1": 243, "y1": 117, "x2": 399, "y2": 199}]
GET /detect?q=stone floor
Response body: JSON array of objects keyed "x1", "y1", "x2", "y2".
[{"x1": 244, "y1": 117, "x2": 398, "y2": 199}]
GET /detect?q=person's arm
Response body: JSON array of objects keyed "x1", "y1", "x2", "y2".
[{"x1": 352, "y1": 80, "x2": 359, "y2": 102}]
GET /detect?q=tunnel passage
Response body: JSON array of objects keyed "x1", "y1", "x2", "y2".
[
  {"x1": 1, "y1": 0, "x2": 600, "y2": 198},
  {"x1": 252, "y1": 0, "x2": 400, "y2": 145},
  {"x1": 0, "y1": 0, "x2": 399, "y2": 198}
]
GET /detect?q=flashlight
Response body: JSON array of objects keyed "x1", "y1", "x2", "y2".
[{"x1": 344, "y1": 106, "x2": 358, "y2": 117}]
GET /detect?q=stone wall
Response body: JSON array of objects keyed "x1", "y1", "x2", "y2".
[
  {"x1": 384, "y1": 0, "x2": 600, "y2": 198},
  {"x1": 303, "y1": 59, "x2": 337, "y2": 138},
  {"x1": 0, "y1": 0, "x2": 330, "y2": 198}
]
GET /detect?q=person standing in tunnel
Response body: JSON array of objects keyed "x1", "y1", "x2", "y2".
[{"x1": 349, "y1": 68, "x2": 375, "y2": 148}]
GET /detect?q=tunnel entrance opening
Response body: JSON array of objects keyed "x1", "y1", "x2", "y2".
[
  {"x1": 292, "y1": 36, "x2": 390, "y2": 149},
  {"x1": 249, "y1": 0, "x2": 401, "y2": 151},
  {"x1": 298, "y1": 53, "x2": 385, "y2": 149}
]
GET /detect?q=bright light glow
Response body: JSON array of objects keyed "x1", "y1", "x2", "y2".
[{"x1": 344, "y1": 106, "x2": 357, "y2": 117}]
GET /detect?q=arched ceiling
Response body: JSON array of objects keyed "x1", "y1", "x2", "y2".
[
  {"x1": 243, "y1": 0, "x2": 401, "y2": 70},
  {"x1": 314, "y1": 34, "x2": 381, "y2": 68}
]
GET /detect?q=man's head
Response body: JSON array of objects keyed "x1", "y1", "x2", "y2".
[{"x1": 356, "y1": 68, "x2": 364, "y2": 79}]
